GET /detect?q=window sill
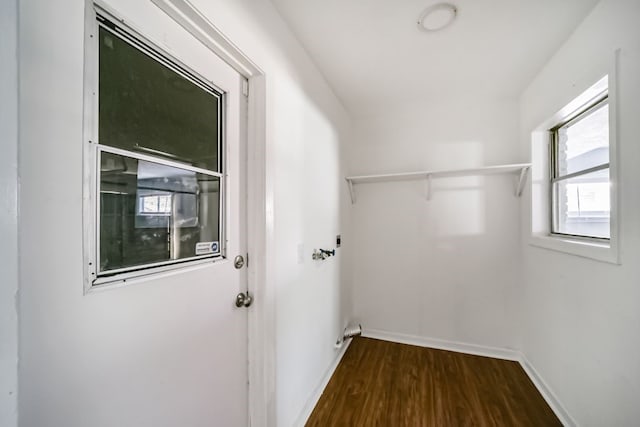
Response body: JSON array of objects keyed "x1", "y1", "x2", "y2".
[{"x1": 529, "y1": 234, "x2": 620, "y2": 265}]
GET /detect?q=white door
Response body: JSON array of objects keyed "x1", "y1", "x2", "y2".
[
  {"x1": 86, "y1": 2, "x2": 248, "y2": 425},
  {"x1": 185, "y1": 39, "x2": 250, "y2": 427},
  {"x1": 202, "y1": 34, "x2": 251, "y2": 427}
]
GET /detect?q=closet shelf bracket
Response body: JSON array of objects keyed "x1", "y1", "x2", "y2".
[
  {"x1": 425, "y1": 173, "x2": 432, "y2": 201},
  {"x1": 515, "y1": 166, "x2": 529, "y2": 197},
  {"x1": 347, "y1": 179, "x2": 356, "y2": 204}
]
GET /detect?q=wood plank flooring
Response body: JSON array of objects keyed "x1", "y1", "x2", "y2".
[{"x1": 306, "y1": 337, "x2": 561, "y2": 426}]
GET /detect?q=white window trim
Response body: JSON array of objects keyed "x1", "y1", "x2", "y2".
[
  {"x1": 82, "y1": 2, "x2": 228, "y2": 290},
  {"x1": 528, "y1": 50, "x2": 621, "y2": 265}
]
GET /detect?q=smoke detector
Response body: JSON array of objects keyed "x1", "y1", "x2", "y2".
[{"x1": 417, "y1": 3, "x2": 458, "y2": 33}]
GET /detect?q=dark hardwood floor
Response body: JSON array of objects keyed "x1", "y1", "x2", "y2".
[{"x1": 306, "y1": 337, "x2": 561, "y2": 426}]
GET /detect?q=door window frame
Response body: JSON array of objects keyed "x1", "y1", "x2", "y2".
[{"x1": 83, "y1": 4, "x2": 228, "y2": 289}]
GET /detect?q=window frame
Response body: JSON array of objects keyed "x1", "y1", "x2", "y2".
[
  {"x1": 528, "y1": 62, "x2": 621, "y2": 265},
  {"x1": 548, "y1": 93, "x2": 610, "y2": 242},
  {"x1": 83, "y1": 4, "x2": 228, "y2": 290}
]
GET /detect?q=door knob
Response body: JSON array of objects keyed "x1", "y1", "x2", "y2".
[{"x1": 235, "y1": 291, "x2": 253, "y2": 308}]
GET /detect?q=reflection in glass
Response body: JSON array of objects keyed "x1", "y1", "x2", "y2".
[
  {"x1": 99, "y1": 26, "x2": 221, "y2": 171},
  {"x1": 99, "y1": 151, "x2": 220, "y2": 273}
]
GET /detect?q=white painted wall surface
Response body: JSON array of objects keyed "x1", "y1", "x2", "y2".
[
  {"x1": 0, "y1": 1, "x2": 19, "y2": 426},
  {"x1": 18, "y1": 1, "x2": 351, "y2": 427},
  {"x1": 349, "y1": 99, "x2": 522, "y2": 351},
  {"x1": 519, "y1": 0, "x2": 640, "y2": 424}
]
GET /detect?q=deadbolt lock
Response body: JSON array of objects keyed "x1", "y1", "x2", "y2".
[{"x1": 234, "y1": 255, "x2": 245, "y2": 269}]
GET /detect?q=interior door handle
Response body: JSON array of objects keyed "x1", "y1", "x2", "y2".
[{"x1": 235, "y1": 291, "x2": 253, "y2": 308}]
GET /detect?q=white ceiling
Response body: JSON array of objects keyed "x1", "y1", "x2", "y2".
[{"x1": 270, "y1": 0, "x2": 599, "y2": 116}]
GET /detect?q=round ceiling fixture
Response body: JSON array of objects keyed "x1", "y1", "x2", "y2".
[{"x1": 417, "y1": 3, "x2": 458, "y2": 33}]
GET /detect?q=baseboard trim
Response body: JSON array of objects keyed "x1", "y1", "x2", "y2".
[
  {"x1": 518, "y1": 354, "x2": 577, "y2": 427},
  {"x1": 294, "y1": 338, "x2": 352, "y2": 427},
  {"x1": 362, "y1": 328, "x2": 575, "y2": 427},
  {"x1": 362, "y1": 328, "x2": 520, "y2": 361}
]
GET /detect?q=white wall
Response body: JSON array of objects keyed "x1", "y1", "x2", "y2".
[
  {"x1": 18, "y1": 1, "x2": 351, "y2": 427},
  {"x1": 519, "y1": 0, "x2": 640, "y2": 424},
  {"x1": 349, "y1": 98, "x2": 522, "y2": 351},
  {"x1": 1, "y1": 1, "x2": 19, "y2": 426}
]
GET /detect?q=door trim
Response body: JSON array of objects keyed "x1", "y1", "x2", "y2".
[
  {"x1": 149, "y1": 1, "x2": 274, "y2": 425},
  {"x1": 0, "y1": 0, "x2": 19, "y2": 424}
]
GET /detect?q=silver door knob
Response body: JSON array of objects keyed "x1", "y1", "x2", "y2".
[{"x1": 235, "y1": 291, "x2": 253, "y2": 308}]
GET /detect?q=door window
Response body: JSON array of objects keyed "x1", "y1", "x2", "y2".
[{"x1": 87, "y1": 16, "x2": 225, "y2": 285}]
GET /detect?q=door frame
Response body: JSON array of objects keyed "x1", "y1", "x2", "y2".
[
  {"x1": 0, "y1": 0, "x2": 19, "y2": 425},
  {"x1": 149, "y1": 1, "x2": 275, "y2": 425}
]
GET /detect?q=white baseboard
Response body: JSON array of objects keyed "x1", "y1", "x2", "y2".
[
  {"x1": 362, "y1": 328, "x2": 520, "y2": 361},
  {"x1": 294, "y1": 338, "x2": 352, "y2": 427},
  {"x1": 518, "y1": 354, "x2": 577, "y2": 427},
  {"x1": 362, "y1": 328, "x2": 575, "y2": 427}
]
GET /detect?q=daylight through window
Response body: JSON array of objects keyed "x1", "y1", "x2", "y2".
[{"x1": 550, "y1": 91, "x2": 610, "y2": 240}]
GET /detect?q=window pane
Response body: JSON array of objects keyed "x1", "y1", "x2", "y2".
[
  {"x1": 99, "y1": 27, "x2": 221, "y2": 171},
  {"x1": 157, "y1": 195, "x2": 171, "y2": 213},
  {"x1": 556, "y1": 101, "x2": 608, "y2": 176},
  {"x1": 554, "y1": 168, "x2": 610, "y2": 239},
  {"x1": 141, "y1": 195, "x2": 160, "y2": 213},
  {"x1": 99, "y1": 151, "x2": 221, "y2": 273}
]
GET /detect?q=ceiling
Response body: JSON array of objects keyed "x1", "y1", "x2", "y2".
[{"x1": 270, "y1": 0, "x2": 599, "y2": 116}]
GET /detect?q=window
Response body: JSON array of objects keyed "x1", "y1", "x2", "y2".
[
  {"x1": 529, "y1": 70, "x2": 618, "y2": 264},
  {"x1": 87, "y1": 14, "x2": 224, "y2": 284},
  {"x1": 139, "y1": 194, "x2": 172, "y2": 215},
  {"x1": 550, "y1": 91, "x2": 610, "y2": 240}
]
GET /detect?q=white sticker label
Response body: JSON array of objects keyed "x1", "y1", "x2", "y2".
[{"x1": 195, "y1": 241, "x2": 219, "y2": 255}]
